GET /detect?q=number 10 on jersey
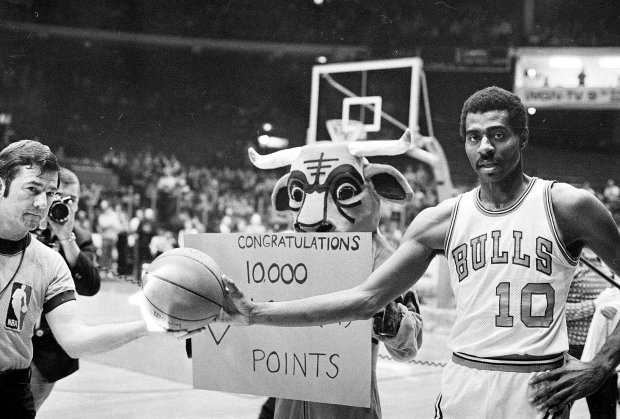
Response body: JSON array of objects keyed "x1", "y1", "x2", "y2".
[{"x1": 496, "y1": 282, "x2": 555, "y2": 328}]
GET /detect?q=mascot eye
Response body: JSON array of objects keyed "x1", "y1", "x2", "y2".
[
  {"x1": 289, "y1": 183, "x2": 305, "y2": 203},
  {"x1": 335, "y1": 183, "x2": 358, "y2": 201}
]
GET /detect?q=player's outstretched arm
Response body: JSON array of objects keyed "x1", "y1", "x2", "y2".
[
  {"x1": 47, "y1": 299, "x2": 153, "y2": 358},
  {"x1": 529, "y1": 184, "x2": 620, "y2": 412},
  {"x1": 219, "y1": 200, "x2": 454, "y2": 328}
]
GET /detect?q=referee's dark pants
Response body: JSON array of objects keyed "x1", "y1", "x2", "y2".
[
  {"x1": 569, "y1": 344, "x2": 618, "y2": 419},
  {"x1": 0, "y1": 368, "x2": 36, "y2": 418}
]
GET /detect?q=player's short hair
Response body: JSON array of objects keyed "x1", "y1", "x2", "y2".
[
  {"x1": 0, "y1": 140, "x2": 60, "y2": 197},
  {"x1": 459, "y1": 86, "x2": 528, "y2": 141}
]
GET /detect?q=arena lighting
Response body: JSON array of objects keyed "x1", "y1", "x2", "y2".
[
  {"x1": 548, "y1": 56, "x2": 582, "y2": 69},
  {"x1": 526, "y1": 68, "x2": 537, "y2": 78},
  {"x1": 527, "y1": 107, "x2": 536, "y2": 115},
  {"x1": 262, "y1": 122, "x2": 273, "y2": 132},
  {"x1": 599, "y1": 56, "x2": 620, "y2": 68},
  {"x1": 257, "y1": 134, "x2": 289, "y2": 149},
  {"x1": 0, "y1": 113, "x2": 12, "y2": 124},
  {"x1": 313, "y1": 0, "x2": 324, "y2": 5}
]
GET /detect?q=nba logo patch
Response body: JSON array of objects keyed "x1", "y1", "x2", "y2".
[{"x1": 5, "y1": 282, "x2": 32, "y2": 331}]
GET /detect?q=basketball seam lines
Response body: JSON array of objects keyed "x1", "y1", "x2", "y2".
[
  {"x1": 144, "y1": 292, "x2": 219, "y2": 322},
  {"x1": 147, "y1": 271, "x2": 223, "y2": 308},
  {"x1": 151, "y1": 253, "x2": 226, "y2": 296}
]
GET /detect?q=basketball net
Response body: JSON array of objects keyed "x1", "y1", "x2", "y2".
[{"x1": 325, "y1": 119, "x2": 366, "y2": 142}]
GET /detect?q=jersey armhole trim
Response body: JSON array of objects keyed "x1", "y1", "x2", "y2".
[
  {"x1": 444, "y1": 195, "x2": 463, "y2": 255},
  {"x1": 544, "y1": 181, "x2": 579, "y2": 266}
]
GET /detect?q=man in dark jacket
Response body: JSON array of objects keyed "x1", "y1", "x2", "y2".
[{"x1": 30, "y1": 167, "x2": 101, "y2": 411}]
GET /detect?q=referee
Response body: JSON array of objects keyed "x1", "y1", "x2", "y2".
[{"x1": 0, "y1": 140, "x2": 155, "y2": 418}]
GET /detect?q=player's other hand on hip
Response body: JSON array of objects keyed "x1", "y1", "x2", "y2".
[
  {"x1": 528, "y1": 354, "x2": 610, "y2": 414},
  {"x1": 217, "y1": 275, "x2": 255, "y2": 326}
]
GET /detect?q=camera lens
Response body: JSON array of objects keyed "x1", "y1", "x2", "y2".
[{"x1": 49, "y1": 201, "x2": 69, "y2": 223}]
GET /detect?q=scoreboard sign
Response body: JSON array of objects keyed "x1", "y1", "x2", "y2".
[{"x1": 514, "y1": 47, "x2": 620, "y2": 109}]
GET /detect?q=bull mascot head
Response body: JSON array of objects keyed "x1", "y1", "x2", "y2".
[{"x1": 249, "y1": 130, "x2": 413, "y2": 233}]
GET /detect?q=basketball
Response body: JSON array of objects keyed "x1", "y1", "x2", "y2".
[{"x1": 141, "y1": 247, "x2": 225, "y2": 331}]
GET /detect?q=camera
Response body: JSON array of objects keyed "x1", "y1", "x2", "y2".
[{"x1": 48, "y1": 196, "x2": 73, "y2": 224}]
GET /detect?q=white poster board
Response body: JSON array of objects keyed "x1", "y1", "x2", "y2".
[{"x1": 184, "y1": 232, "x2": 373, "y2": 408}]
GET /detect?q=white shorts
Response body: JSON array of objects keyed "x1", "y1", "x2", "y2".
[{"x1": 434, "y1": 353, "x2": 569, "y2": 419}]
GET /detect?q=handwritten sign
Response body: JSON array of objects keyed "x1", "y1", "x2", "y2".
[{"x1": 184, "y1": 232, "x2": 373, "y2": 408}]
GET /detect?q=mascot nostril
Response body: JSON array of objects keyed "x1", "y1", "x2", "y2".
[
  {"x1": 316, "y1": 222, "x2": 334, "y2": 233},
  {"x1": 294, "y1": 222, "x2": 335, "y2": 233}
]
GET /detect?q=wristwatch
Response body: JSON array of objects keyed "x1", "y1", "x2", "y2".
[{"x1": 59, "y1": 232, "x2": 76, "y2": 243}]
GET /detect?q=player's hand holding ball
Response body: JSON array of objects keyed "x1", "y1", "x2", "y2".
[{"x1": 217, "y1": 275, "x2": 256, "y2": 326}]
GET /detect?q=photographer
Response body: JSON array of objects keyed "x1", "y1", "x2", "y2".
[{"x1": 30, "y1": 167, "x2": 101, "y2": 411}]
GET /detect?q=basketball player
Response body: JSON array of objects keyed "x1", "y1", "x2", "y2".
[
  {"x1": 219, "y1": 86, "x2": 620, "y2": 418},
  {"x1": 0, "y1": 140, "x2": 160, "y2": 419}
]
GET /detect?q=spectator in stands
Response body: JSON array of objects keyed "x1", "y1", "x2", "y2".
[
  {"x1": 244, "y1": 213, "x2": 267, "y2": 234},
  {"x1": 134, "y1": 207, "x2": 157, "y2": 282},
  {"x1": 177, "y1": 212, "x2": 204, "y2": 247},
  {"x1": 379, "y1": 217, "x2": 403, "y2": 249},
  {"x1": 155, "y1": 163, "x2": 182, "y2": 230},
  {"x1": 96, "y1": 199, "x2": 123, "y2": 276},
  {"x1": 603, "y1": 179, "x2": 620, "y2": 205},
  {"x1": 75, "y1": 209, "x2": 92, "y2": 231},
  {"x1": 581, "y1": 181, "x2": 597, "y2": 196},
  {"x1": 235, "y1": 216, "x2": 248, "y2": 233},
  {"x1": 149, "y1": 228, "x2": 176, "y2": 259},
  {"x1": 219, "y1": 213, "x2": 234, "y2": 233},
  {"x1": 114, "y1": 203, "x2": 132, "y2": 276}
]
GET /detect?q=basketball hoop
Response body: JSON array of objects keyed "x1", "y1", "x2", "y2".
[{"x1": 325, "y1": 119, "x2": 366, "y2": 142}]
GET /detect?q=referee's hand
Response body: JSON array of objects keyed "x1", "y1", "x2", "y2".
[{"x1": 128, "y1": 291, "x2": 171, "y2": 336}]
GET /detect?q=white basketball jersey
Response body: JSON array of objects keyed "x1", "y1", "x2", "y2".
[{"x1": 445, "y1": 178, "x2": 578, "y2": 358}]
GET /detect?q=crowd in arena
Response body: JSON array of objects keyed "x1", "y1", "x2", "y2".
[{"x1": 5, "y1": 0, "x2": 618, "y2": 48}]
